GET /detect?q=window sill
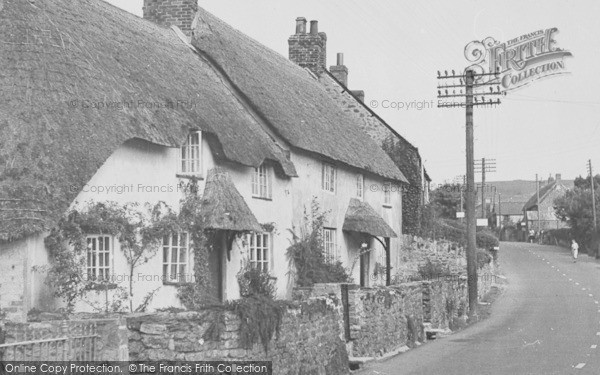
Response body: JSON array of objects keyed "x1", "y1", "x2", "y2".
[
  {"x1": 176, "y1": 174, "x2": 204, "y2": 180},
  {"x1": 251, "y1": 196, "x2": 273, "y2": 201},
  {"x1": 163, "y1": 281, "x2": 194, "y2": 287},
  {"x1": 86, "y1": 282, "x2": 118, "y2": 291},
  {"x1": 383, "y1": 204, "x2": 392, "y2": 209}
]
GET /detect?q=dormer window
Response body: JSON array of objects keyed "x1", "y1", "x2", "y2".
[{"x1": 179, "y1": 131, "x2": 202, "y2": 176}]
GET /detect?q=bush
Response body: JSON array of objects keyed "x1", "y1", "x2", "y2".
[
  {"x1": 417, "y1": 259, "x2": 452, "y2": 280},
  {"x1": 544, "y1": 228, "x2": 571, "y2": 245},
  {"x1": 477, "y1": 249, "x2": 493, "y2": 268},
  {"x1": 287, "y1": 199, "x2": 351, "y2": 286},
  {"x1": 237, "y1": 265, "x2": 276, "y2": 299},
  {"x1": 431, "y1": 219, "x2": 499, "y2": 249}
]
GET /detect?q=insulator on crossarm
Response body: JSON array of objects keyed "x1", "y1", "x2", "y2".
[
  {"x1": 438, "y1": 90, "x2": 441, "y2": 96},
  {"x1": 489, "y1": 87, "x2": 493, "y2": 93},
  {"x1": 445, "y1": 89, "x2": 448, "y2": 95},
  {"x1": 445, "y1": 70, "x2": 448, "y2": 77},
  {"x1": 437, "y1": 70, "x2": 441, "y2": 78},
  {"x1": 459, "y1": 78, "x2": 463, "y2": 85},
  {"x1": 452, "y1": 69, "x2": 455, "y2": 76}
]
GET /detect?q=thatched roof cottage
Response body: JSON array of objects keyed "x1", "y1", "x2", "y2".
[{"x1": 0, "y1": 0, "x2": 406, "y2": 320}]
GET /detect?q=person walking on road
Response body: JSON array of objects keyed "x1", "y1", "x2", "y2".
[{"x1": 571, "y1": 239, "x2": 579, "y2": 262}]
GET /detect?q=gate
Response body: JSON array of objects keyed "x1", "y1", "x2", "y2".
[{"x1": 0, "y1": 321, "x2": 98, "y2": 361}]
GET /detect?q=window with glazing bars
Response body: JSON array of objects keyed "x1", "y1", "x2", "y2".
[{"x1": 163, "y1": 232, "x2": 189, "y2": 283}]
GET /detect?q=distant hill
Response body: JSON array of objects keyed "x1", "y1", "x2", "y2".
[{"x1": 486, "y1": 179, "x2": 574, "y2": 203}]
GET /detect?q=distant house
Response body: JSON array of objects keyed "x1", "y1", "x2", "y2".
[
  {"x1": 286, "y1": 20, "x2": 430, "y2": 235},
  {"x1": 523, "y1": 174, "x2": 569, "y2": 232},
  {"x1": 496, "y1": 201, "x2": 526, "y2": 226},
  {"x1": 0, "y1": 0, "x2": 407, "y2": 321}
]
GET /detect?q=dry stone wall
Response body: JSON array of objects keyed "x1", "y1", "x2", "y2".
[{"x1": 126, "y1": 297, "x2": 349, "y2": 375}]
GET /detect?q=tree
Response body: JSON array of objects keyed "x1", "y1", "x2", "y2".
[
  {"x1": 554, "y1": 179, "x2": 600, "y2": 254},
  {"x1": 430, "y1": 183, "x2": 463, "y2": 219}
]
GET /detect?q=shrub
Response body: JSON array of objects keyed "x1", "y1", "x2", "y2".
[
  {"x1": 477, "y1": 249, "x2": 493, "y2": 268},
  {"x1": 237, "y1": 265, "x2": 276, "y2": 299},
  {"x1": 431, "y1": 219, "x2": 499, "y2": 249},
  {"x1": 417, "y1": 259, "x2": 452, "y2": 280},
  {"x1": 287, "y1": 199, "x2": 351, "y2": 286},
  {"x1": 544, "y1": 228, "x2": 571, "y2": 245}
]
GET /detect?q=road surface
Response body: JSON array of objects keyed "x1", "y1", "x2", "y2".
[{"x1": 357, "y1": 242, "x2": 600, "y2": 374}]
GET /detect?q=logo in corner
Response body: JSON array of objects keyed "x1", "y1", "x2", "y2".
[{"x1": 464, "y1": 28, "x2": 573, "y2": 91}]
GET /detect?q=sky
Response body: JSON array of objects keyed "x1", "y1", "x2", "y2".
[{"x1": 107, "y1": 0, "x2": 600, "y2": 185}]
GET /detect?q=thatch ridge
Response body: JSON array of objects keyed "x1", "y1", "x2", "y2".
[
  {"x1": 0, "y1": 0, "x2": 295, "y2": 240},
  {"x1": 190, "y1": 9, "x2": 405, "y2": 182},
  {"x1": 199, "y1": 168, "x2": 263, "y2": 232},
  {"x1": 342, "y1": 198, "x2": 397, "y2": 238}
]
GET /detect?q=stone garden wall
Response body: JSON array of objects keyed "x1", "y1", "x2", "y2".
[
  {"x1": 126, "y1": 297, "x2": 349, "y2": 375},
  {"x1": 394, "y1": 235, "x2": 467, "y2": 283}
]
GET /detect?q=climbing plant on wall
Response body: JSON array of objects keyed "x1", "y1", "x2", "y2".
[
  {"x1": 43, "y1": 200, "x2": 183, "y2": 313},
  {"x1": 286, "y1": 198, "x2": 350, "y2": 287}
]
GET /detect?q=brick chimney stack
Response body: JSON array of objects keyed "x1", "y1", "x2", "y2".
[
  {"x1": 143, "y1": 0, "x2": 198, "y2": 36},
  {"x1": 330, "y1": 53, "x2": 349, "y2": 86},
  {"x1": 288, "y1": 18, "x2": 327, "y2": 75}
]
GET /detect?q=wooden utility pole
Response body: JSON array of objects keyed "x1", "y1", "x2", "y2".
[
  {"x1": 536, "y1": 174, "x2": 541, "y2": 235},
  {"x1": 437, "y1": 68, "x2": 502, "y2": 320},
  {"x1": 481, "y1": 158, "x2": 485, "y2": 217},
  {"x1": 498, "y1": 193, "x2": 502, "y2": 230},
  {"x1": 464, "y1": 70, "x2": 478, "y2": 320},
  {"x1": 475, "y1": 158, "x2": 496, "y2": 219},
  {"x1": 589, "y1": 160, "x2": 597, "y2": 231}
]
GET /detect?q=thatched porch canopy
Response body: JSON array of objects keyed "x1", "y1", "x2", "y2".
[
  {"x1": 198, "y1": 168, "x2": 262, "y2": 232},
  {"x1": 342, "y1": 198, "x2": 397, "y2": 238}
]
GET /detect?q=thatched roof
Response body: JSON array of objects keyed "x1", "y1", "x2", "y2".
[
  {"x1": 190, "y1": 9, "x2": 407, "y2": 183},
  {"x1": 523, "y1": 179, "x2": 567, "y2": 211},
  {"x1": 342, "y1": 198, "x2": 397, "y2": 238},
  {"x1": 198, "y1": 168, "x2": 263, "y2": 232},
  {"x1": 0, "y1": 0, "x2": 295, "y2": 241}
]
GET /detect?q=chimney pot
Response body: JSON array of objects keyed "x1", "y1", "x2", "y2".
[
  {"x1": 336, "y1": 53, "x2": 344, "y2": 66},
  {"x1": 555, "y1": 173, "x2": 561, "y2": 182},
  {"x1": 310, "y1": 20, "x2": 319, "y2": 35},
  {"x1": 295, "y1": 17, "x2": 307, "y2": 34}
]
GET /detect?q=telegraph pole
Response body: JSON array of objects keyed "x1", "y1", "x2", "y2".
[
  {"x1": 536, "y1": 174, "x2": 541, "y2": 235},
  {"x1": 475, "y1": 158, "x2": 496, "y2": 218},
  {"x1": 498, "y1": 193, "x2": 502, "y2": 230},
  {"x1": 589, "y1": 159, "x2": 597, "y2": 231},
  {"x1": 437, "y1": 69, "x2": 503, "y2": 319}
]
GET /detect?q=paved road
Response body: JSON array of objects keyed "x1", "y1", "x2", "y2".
[{"x1": 357, "y1": 242, "x2": 600, "y2": 375}]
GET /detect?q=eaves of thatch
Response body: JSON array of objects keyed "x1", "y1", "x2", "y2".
[
  {"x1": 522, "y1": 181, "x2": 566, "y2": 212},
  {"x1": 190, "y1": 9, "x2": 407, "y2": 183},
  {"x1": 198, "y1": 168, "x2": 263, "y2": 232},
  {"x1": 342, "y1": 198, "x2": 397, "y2": 238},
  {"x1": 0, "y1": 0, "x2": 296, "y2": 241}
]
